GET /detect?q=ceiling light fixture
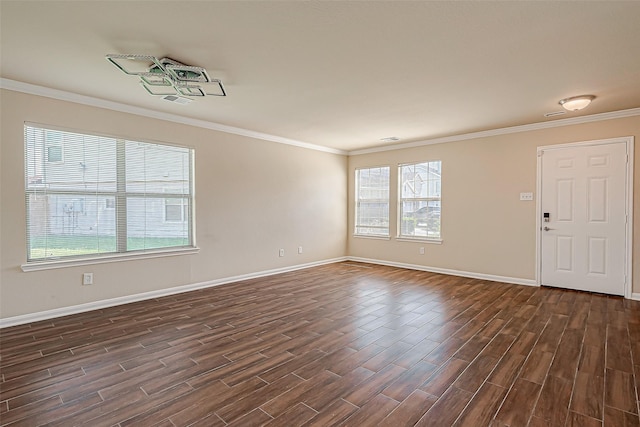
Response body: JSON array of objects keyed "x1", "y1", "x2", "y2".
[
  {"x1": 558, "y1": 95, "x2": 595, "y2": 111},
  {"x1": 105, "y1": 54, "x2": 226, "y2": 97}
]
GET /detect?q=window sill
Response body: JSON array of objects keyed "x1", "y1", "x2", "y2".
[
  {"x1": 395, "y1": 237, "x2": 443, "y2": 244},
  {"x1": 21, "y1": 247, "x2": 200, "y2": 272},
  {"x1": 353, "y1": 234, "x2": 391, "y2": 241}
]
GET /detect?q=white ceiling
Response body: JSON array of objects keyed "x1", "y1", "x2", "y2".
[{"x1": 2, "y1": 1, "x2": 640, "y2": 152}]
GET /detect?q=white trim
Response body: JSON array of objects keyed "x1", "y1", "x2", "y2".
[
  {"x1": 535, "y1": 150, "x2": 543, "y2": 289},
  {"x1": 352, "y1": 234, "x2": 391, "y2": 241},
  {"x1": 347, "y1": 256, "x2": 537, "y2": 287},
  {"x1": 2, "y1": 257, "x2": 348, "y2": 328},
  {"x1": 5, "y1": 79, "x2": 639, "y2": 158},
  {"x1": 626, "y1": 139, "x2": 635, "y2": 300},
  {"x1": 21, "y1": 247, "x2": 201, "y2": 272},
  {"x1": 349, "y1": 108, "x2": 640, "y2": 155},
  {"x1": 1, "y1": 78, "x2": 346, "y2": 156},
  {"x1": 536, "y1": 136, "x2": 634, "y2": 298},
  {"x1": 2, "y1": 255, "x2": 537, "y2": 328},
  {"x1": 395, "y1": 237, "x2": 442, "y2": 244},
  {"x1": 631, "y1": 293, "x2": 640, "y2": 302}
]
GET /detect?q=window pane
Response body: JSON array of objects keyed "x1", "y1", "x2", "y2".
[
  {"x1": 126, "y1": 141, "x2": 190, "y2": 194},
  {"x1": 127, "y1": 197, "x2": 190, "y2": 250},
  {"x1": 355, "y1": 201, "x2": 389, "y2": 235},
  {"x1": 400, "y1": 200, "x2": 441, "y2": 238},
  {"x1": 26, "y1": 127, "x2": 117, "y2": 192},
  {"x1": 355, "y1": 166, "x2": 390, "y2": 236},
  {"x1": 27, "y1": 194, "x2": 116, "y2": 259},
  {"x1": 399, "y1": 161, "x2": 441, "y2": 239}
]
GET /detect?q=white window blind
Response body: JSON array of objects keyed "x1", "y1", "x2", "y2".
[
  {"x1": 399, "y1": 161, "x2": 441, "y2": 239},
  {"x1": 24, "y1": 124, "x2": 194, "y2": 262},
  {"x1": 355, "y1": 166, "x2": 390, "y2": 236}
]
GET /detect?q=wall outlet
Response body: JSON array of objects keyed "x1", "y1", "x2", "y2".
[
  {"x1": 419, "y1": 247, "x2": 425, "y2": 255},
  {"x1": 279, "y1": 249, "x2": 285, "y2": 257},
  {"x1": 298, "y1": 246, "x2": 303, "y2": 254},
  {"x1": 520, "y1": 192, "x2": 534, "y2": 201},
  {"x1": 82, "y1": 273, "x2": 93, "y2": 285}
]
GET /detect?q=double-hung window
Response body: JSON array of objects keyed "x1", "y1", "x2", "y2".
[
  {"x1": 399, "y1": 161, "x2": 441, "y2": 240},
  {"x1": 355, "y1": 166, "x2": 390, "y2": 237},
  {"x1": 24, "y1": 124, "x2": 195, "y2": 265}
]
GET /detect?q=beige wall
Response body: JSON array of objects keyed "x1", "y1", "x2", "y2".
[
  {"x1": 2, "y1": 87, "x2": 640, "y2": 322},
  {"x1": 348, "y1": 115, "x2": 640, "y2": 290},
  {"x1": 0, "y1": 90, "x2": 348, "y2": 319}
]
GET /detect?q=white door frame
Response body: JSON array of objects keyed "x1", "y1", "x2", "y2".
[{"x1": 535, "y1": 136, "x2": 634, "y2": 298}]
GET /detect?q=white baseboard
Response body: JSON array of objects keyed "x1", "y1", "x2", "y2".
[
  {"x1": 0, "y1": 257, "x2": 348, "y2": 328},
  {"x1": 5, "y1": 255, "x2": 634, "y2": 329},
  {"x1": 346, "y1": 257, "x2": 538, "y2": 287},
  {"x1": 0, "y1": 256, "x2": 540, "y2": 328}
]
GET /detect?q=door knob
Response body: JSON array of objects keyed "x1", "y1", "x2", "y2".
[{"x1": 543, "y1": 226, "x2": 554, "y2": 231}]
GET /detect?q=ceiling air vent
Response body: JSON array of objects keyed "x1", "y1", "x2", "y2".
[
  {"x1": 162, "y1": 95, "x2": 192, "y2": 105},
  {"x1": 381, "y1": 136, "x2": 401, "y2": 142},
  {"x1": 543, "y1": 111, "x2": 566, "y2": 118}
]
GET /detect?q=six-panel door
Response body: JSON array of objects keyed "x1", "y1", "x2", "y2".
[{"x1": 540, "y1": 141, "x2": 627, "y2": 295}]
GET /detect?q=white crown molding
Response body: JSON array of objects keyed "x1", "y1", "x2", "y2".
[
  {"x1": 349, "y1": 107, "x2": 640, "y2": 155},
  {"x1": 347, "y1": 256, "x2": 538, "y2": 287},
  {"x1": 0, "y1": 256, "x2": 348, "y2": 328},
  {"x1": 3, "y1": 78, "x2": 638, "y2": 159},
  {"x1": 0, "y1": 78, "x2": 346, "y2": 156}
]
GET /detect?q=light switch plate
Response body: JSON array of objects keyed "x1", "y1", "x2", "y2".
[{"x1": 520, "y1": 192, "x2": 534, "y2": 201}]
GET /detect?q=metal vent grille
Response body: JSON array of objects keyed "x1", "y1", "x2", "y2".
[{"x1": 162, "y1": 95, "x2": 192, "y2": 105}]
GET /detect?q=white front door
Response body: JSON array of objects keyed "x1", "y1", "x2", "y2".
[{"x1": 539, "y1": 140, "x2": 630, "y2": 296}]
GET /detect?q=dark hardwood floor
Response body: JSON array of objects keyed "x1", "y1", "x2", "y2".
[{"x1": 1, "y1": 261, "x2": 639, "y2": 426}]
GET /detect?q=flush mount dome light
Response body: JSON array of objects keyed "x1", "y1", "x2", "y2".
[
  {"x1": 105, "y1": 54, "x2": 226, "y2": 98},
  {"x1": 559, "y1": 95, "x2": 595, "y2": 111}
]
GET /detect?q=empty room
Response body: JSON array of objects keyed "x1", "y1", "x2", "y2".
[{"x1": 2, "y1": 1, "x2": 640, "y2": 426}]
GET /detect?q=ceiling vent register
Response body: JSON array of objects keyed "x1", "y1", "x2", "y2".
[{"x1": 105, "y1": 54, "x2": 226, "y2": 98}]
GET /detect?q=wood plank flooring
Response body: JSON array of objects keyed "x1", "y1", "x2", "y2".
[{"x1": 1, "y1": 261, "x2": 640, "y2": 426}]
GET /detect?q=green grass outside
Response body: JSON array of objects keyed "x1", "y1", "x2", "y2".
[{"x1": 29, "y1": 235, "x2": 189, "y2": 259}]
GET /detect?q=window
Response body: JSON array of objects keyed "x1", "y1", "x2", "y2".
[
  {"x1": 25, "y1": 124, "x2": 194, "y2": 263},
  {"x1": 355, "y1": 166, "x2": 390, "y2": 236},
  {"x1": 165, "y1": 198, "x2": 188, "y2": 222},
  {"x1": 399, "y1": 161, "x2": 441, "y2": 240},
  {"x1": 47, "y1": 145, "x2": 63, "y2": 163}
]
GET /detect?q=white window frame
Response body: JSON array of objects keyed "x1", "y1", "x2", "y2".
[
  {"x1": 22, "y1": 123, "x2": 198, "y2": 271},
  {"x1": 398, "y1": 160, "x2": 442, "y2": 242},
  {"x1": 354, "y1": 166, "x2": 390, "y2": 238}
]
